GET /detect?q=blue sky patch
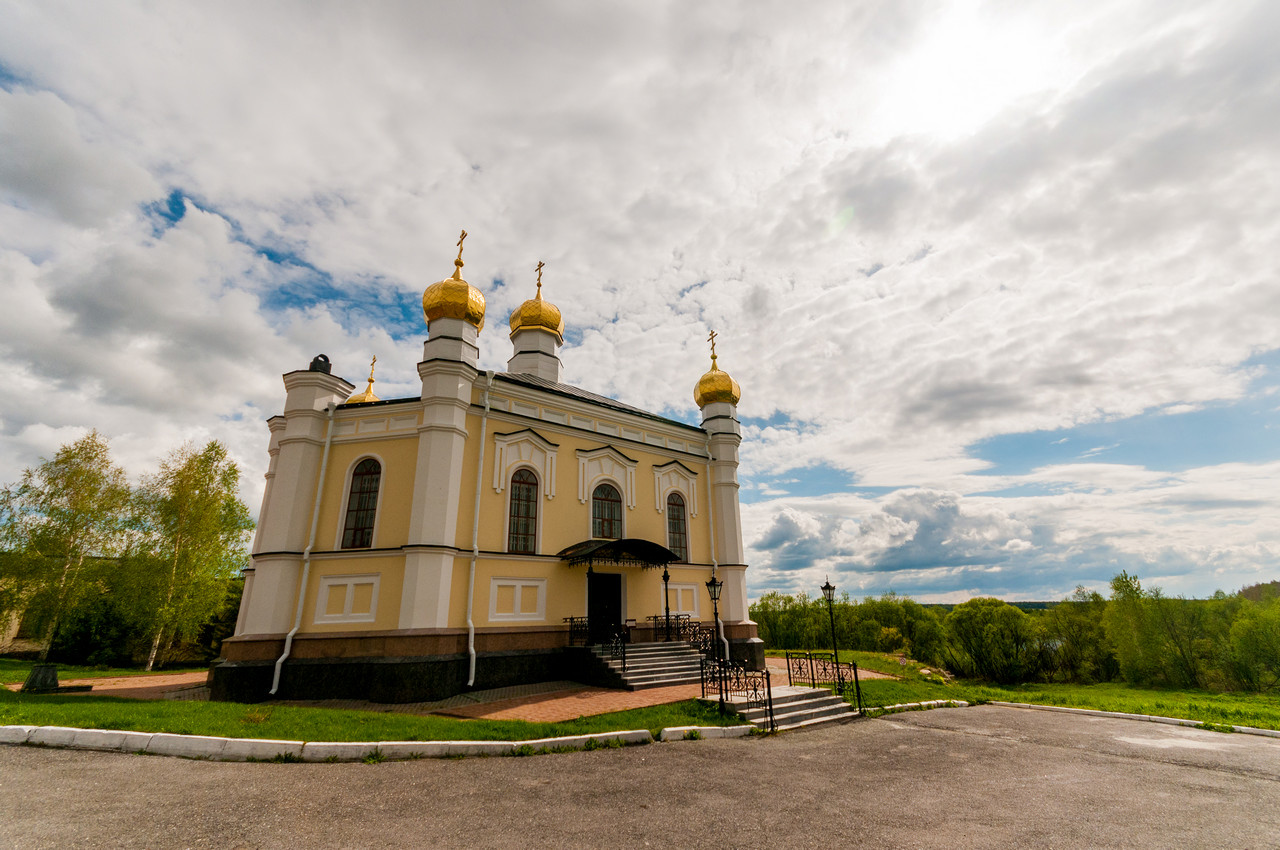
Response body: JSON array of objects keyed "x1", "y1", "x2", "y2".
[{"x1": 970, "y1": 353, "x2": 1280, "y2": 476}]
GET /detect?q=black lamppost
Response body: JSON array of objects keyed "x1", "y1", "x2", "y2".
[
  {"x1": 705, "y1": 576, "x2": 723, "y2": 658},
  {"x1": 821, "y1": 577, "x2": 838, "y2": 664},
  {"x1": 662, "y1": 567, "x2": 671, "y2": 641},
  {"x1": 706, "y1": 575, "x2": 724, "y2": 711}
]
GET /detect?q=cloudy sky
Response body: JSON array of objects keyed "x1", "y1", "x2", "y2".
[{"x1": 2, "y1": 1, "x2": 1277, "y2": 602}]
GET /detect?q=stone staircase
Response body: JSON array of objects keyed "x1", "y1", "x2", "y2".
[
  {"x1": 586, "y1": 641, "x2": 704, "y2": 690},
  {"x1": 728, "y1": 684, "x2": 859, "y2": 732}
]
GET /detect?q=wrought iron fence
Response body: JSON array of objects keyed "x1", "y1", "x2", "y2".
[
  {"x1": 784, "y1": 650, "x2": 864, "y2": 713},
  {"x1": 609, "y1": 627, "x2": 628, "y2": 672},
  {"x1": 564, "y1": 616, "x2": 589, "y2": 646},
  {"x1": 700, "y1": 657, "x2": 776, "y2": 732}
]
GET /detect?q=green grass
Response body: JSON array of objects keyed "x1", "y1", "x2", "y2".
[
  {"x1": 766, "y1": 649, "x2": 1280, "y2": 731},
  {"x1": 847, "y1": 675, "x2": 1280, "y2": 731},
  {"x1": 0, "y1": 659, "x2": 205, "y2": 686},
  {"x1": 0, "y1": 687, "x2": 740, "y2": 742}
]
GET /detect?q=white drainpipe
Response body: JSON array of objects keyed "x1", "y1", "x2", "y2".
[
  {"x1": 705, "y1": 435, "x2": 729, "y2": 660},
  {"x1": 270, "y1": 400, "x2": 337, "y2": 695},
  {"x1": 466, "y1": 370, "x2": 496, "y2": 687}
]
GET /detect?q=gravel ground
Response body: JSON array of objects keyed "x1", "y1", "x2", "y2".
[{"x1": 2, "y1": 705, "x2": 1277, "y2": 849}]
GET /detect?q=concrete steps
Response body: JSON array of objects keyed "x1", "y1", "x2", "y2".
[
  {"x1": 729, "y1": 685, "x2": 859, "y2": 731},
  {"x1": 588, "y1": 641, "x2": 705, "y2": 690}
]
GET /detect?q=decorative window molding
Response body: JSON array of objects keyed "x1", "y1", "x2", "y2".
[
  {"x1": 493, "y1": 429, "x2": 558, "y2": 500},
  {"x1": 663, "y1": 582, "x2": 700, "y2": 618},
  {"x1": 653, "y1": 460, "x2": 698, "y2": 517},
  {"x1": 577, "y1": 445, "x2": 637, "y2": 508},
  {"x1": 315, "y1": 574, "x2": 380, "y2": 624},
  {"x1": 489, "y1": 577, "x2": 547, "y2": 622},
  {"x1": 337, "y1": 455, "x2": 383, "y2": 549}
]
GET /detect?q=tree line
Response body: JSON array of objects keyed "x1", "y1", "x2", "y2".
[
  {"x1": 0, "y1": 432, "x2": 252, "y2": 669},
  {"x1": 750, "y1": 574, "x2": 1280, "y2": 692}
]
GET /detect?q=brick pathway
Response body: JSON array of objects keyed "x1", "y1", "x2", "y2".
[
  {"x1": 435, "y1": 683, "x2": 704, "y2": 722},
  {"x1": 4, "y1": 671, "x2": 208, "y2": 700}
]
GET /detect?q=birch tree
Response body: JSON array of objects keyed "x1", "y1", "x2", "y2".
[
  {"x1": 0, "y1": 431, "x2": 131, "y2": 661},
  {"x1": 132, "y1": 441, "x2": 252, "y2": 670}
]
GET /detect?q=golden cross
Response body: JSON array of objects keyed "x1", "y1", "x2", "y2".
[
  {"x1": 708, "y1": 330, "x2": 718, "y2": 360},
  {"x1": 455, "y1": 229, "x2": 468, "y2": 262},
  {"x1": 368, "y1": 355, "x2": 377, "y2": 382},
  {"x1": 535, "y1": 260, "x2": 545, "y2": 293}
]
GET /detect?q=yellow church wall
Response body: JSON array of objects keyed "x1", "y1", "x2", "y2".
[
  {"x1": 313, "y1": 431, "x2": 419, "y2": 551},
  {"x1": 453, "y1": 406, "x2": 717, "y2": 565},
  {"x1": 297, "y1": 553, "x2": 406, "y2": 633}
]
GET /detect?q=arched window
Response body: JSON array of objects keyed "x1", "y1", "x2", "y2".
[
  {"x1": 666, "y1": 492, "x2": 688, "y2": 561},
  {"x1": 508, "y1": 469, "x2": 538, "y2": 554},
  {"x1": 341, "y1": 458, "x2": 381, "y2": 549},
  {"x1": 592, "y1": 482, "x2": 622, "y2": 539}
]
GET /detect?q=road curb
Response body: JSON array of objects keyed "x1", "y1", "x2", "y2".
[
  {"x1": 988, "y1": 701, "x2": 1280, "y2": 739},
  {"x1": 0, "y1": 724, "x2": 765, "y2": 761},
  {"x1": 866, "y1": 699, "x2": 970, "y2": 716}
]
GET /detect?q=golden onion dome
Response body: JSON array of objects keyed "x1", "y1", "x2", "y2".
[
  {"x1": 508, "y1": 261, "x2": 564, "y2": 342},
  {"x1": 694, "y1": 331, "x2": 740, "y2": 407},
  {"x1": 422, "y1": 230, "x2": 486, "y2": 331}
]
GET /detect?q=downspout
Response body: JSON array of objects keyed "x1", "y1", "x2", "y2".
[
  {"x1": 466, "y1": 370, "x2": 496, "y2": 686},
  {"x1": 705, "y1": 434, "x2": 729, "y2": 660},
  {"x1": 270, "y1": 400, "x2": 337, "y2": 695}
]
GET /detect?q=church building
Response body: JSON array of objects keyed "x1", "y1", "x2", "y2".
[{"x1": 211, "y1": 233, "x2": 761, "y2": 703}]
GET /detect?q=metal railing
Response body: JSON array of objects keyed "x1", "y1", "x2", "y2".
[
  {"x1": 785, "y1": 650, "x2": 864, "y2": 713},
  {"x1": 564, "y1": 616, "x2": 589, "y2": 646},
  {"x1": 700, "y1": 657, "x2": 776, "y2": 732},
  {"x1": 608, "y1": 627, "x2": 628, "y2": 672}
]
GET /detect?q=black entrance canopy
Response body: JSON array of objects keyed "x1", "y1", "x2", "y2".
[{"x1": 557, "y1": 538, "x2": 679, "y2": 569}]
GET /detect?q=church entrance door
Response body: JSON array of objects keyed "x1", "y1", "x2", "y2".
[{"x1": 587, "y1": 572, "x2": 622, "y2": 644}]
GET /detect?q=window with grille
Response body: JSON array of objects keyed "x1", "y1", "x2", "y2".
[
  {"x1": 666, "y1": 492, "x2": 688, "y2": 561},
  {"x1": 508, "y1": 468, "x2": 538, "y2": 554},
  {"x1": 592, "y1": 482, "x2": 622, "y2": 539},
  {"x1": 340, "y1": 458, "x2": 380, "y2": 549}
]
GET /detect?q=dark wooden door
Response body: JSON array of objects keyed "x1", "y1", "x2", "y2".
[{"x1": 587, "y1": 572, "x2": 622, "y2": 644}]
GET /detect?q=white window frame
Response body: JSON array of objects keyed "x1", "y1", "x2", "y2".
[
  {"x1": 489, "y1": 577, "x2": 547, "y2": 622},
  {"x1": 334, "y1": 453, "x2": 386, "y2": 550},
  {"x1": 314, "y1": 574, "x2": 380, "y2": 624}
]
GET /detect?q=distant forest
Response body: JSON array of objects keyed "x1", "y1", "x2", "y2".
[{"x1": 750, "y1": 576, "x2": 1280, "y2": 693}]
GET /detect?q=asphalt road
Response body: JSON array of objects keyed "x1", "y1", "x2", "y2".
[{"x1": 2, "y1": 706, "x2": 1278, "y2": 849}]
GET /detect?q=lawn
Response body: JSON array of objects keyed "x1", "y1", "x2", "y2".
[
  {"x1": 766, "y1": 649, "x2": 1280, "y2": 731},
  {"x1": 0, "y1": 658, "x2": 742, "y2": 742}
]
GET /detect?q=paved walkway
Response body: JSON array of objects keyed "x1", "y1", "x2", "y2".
[
  {"x1": 7, "y1": 659, "x2": 889, "y2": 723},
  {"x1": 8, "y1": 671, "x2": 706, "y2": 722},
  {"x1": 5, "y1": 672, "x2": 208, "y2": 700}
]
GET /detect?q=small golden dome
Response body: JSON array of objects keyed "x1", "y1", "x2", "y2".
[
  {"x1": 509, "y1": 261, "x2": 564, "y2": 342},
  {"x1": 695, "y1": 361, "x2": 741, "y2": 407},
  {"x1": 423, "y1": 230, "x2": 486, "y2": 331},
  {"x1": 345, "y1": 356, "x2": 380, "y2": 404},
  {"x1": 694, "y1": 331, "x2": 740, "y2": 407}
]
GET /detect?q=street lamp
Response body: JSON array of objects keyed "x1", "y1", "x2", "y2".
[
  {"x1": 662, "y1": 567, "x2": 671, "y2": 641},
  {"x1": 821, "y1": 577, "x2": 838, "y2": 665},
  {"x1": 705, "y1": 575, "x2": 725, "y2": 712}
]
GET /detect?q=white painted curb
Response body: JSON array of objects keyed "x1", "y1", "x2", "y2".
[
  {"x1": 867, "y1": 700, "x2": 969, "y2": 715},
  {"x1": 0, "y1": 724, "x2": 666, "y2": 762},
  {"x1": 658, "y1": 725, "x2": 754, "y2": 741},
  {"x1": 989, "y1": 701, "x2": 1280, "y2": 739}
]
